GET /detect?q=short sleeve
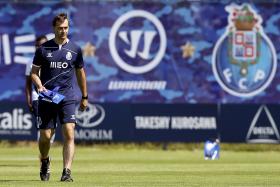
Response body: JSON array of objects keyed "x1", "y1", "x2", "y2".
[
  {"x1": 75, "y1": 47, "x2": 84, "y2": 69},
  {"x1": 32, "y1": 47, "x2": 43, "y2": 67}
]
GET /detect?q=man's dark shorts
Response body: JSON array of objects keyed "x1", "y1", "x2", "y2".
[{"x1": 37, "y1": 100, "x2": 76, "y2": 129}]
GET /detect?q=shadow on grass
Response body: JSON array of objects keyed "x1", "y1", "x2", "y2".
[
  {"x1": 0, "y1": 180, "x2": 38, "y2": 182},
  {"x1": 0, "y1": 164, "x2": 29, "y2": 167}
]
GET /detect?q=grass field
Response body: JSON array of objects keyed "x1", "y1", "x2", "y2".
[{"x1": 0, "y1": 144, "x2": 280, "y2": 187}]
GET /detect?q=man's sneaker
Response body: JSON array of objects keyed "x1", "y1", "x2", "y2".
[
  {"x1": 40, "y1": 157, "x2": 50, "y2": 181},
  {"x1": 60, "y1": 168, "x2": 73, "y2": 182}
]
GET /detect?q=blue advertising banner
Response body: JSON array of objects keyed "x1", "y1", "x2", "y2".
[
  {"x1": 1, "y1": 101, "x2": 280, "y2": 143},
  {"x1": 131, "y1": 104, "x2": 218, "y2": 142},
  {"x1": 0, "y1": 1, "x2": 280, "y2": 104},
  {"x1": 74, "y1": 103, "x2": 280, "y2": 143},
  {"x1": 74, "y1": 103, "x2": 218, "y2": 142},
  {"x1": 74, "y1": 103, "x2": 132, "y2": 141},
  {"x1": 0, "y1": 101, "x2": 37, "y2": 140},
  {"x1": 219, "y1": 104, "x2": 280, "y2": 143}
]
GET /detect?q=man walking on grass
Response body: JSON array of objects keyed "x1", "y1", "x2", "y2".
[{"x1": 31, "y1": 13, "x2": 88, "y2": 182}]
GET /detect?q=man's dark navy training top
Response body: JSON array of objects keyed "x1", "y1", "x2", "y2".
[{"x1": 33, "y1": 39, "x2": 84, "y2": 101}]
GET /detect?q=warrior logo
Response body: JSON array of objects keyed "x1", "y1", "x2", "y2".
[
  {"x1": 212, "y1": 4, "x2": 277, "y2": 97},
  {"x1": 109, "y1": 10, "x2": 167, "y2": 74}
]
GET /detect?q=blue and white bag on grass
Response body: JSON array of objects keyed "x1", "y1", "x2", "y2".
[{"x1": 204, "y1": 139, "x2": 220, "y2": 160}]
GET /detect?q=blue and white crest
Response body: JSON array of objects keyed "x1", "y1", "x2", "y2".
[
  {"x1": 212, "y1": 4, "x2": 277, "y2": 97},
  {"x1": 66, "y1": 51, "x2": 72, "y2": 61}
]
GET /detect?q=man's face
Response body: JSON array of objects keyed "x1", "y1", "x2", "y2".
[{"x1": 54, "y1": 19, "x2": 69, "y2": 40}]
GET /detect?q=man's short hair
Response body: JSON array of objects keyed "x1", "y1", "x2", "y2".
[
  {"x1": 35, "y1": 35, "x2": 47, "y2": 47},
  {"x1": 52, "y1": 13, "x2": 68, "y2": 27},
  {"x1": 36, "y1": 35, "x2": 47, "y2": 43}
]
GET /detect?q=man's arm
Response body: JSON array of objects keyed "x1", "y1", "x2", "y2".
[
  {"x1": 76, "y1": 68, "x2": 88, "y2": 111},
  {"x1": 25, "y1": 75, "x2": 33, "y2": 112},
  {"x1": 31, "y1": 65, "x2": 46, "y2": 92}
]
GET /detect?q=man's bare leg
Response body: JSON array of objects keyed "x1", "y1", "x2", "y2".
[
  {"x1": 62, "y1": 123, "x2": 75, "y2": 169},
  {"x1": 39, "y1": 129, "x2": 55, "y2": 181},
  {"x1": 61, "y1": 123, "x2": 75, "y2": 182},
  {"x1": 39, "y1": 129, "x2": 55, "y2": 159}
]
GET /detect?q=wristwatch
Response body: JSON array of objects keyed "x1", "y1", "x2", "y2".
[{"x1": 82, "y1": 95, "x2": 88, "y2": 100}]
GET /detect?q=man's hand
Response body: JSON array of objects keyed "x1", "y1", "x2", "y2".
[
  {"x1": 79, "y1": 98, "x2": 88, "y2": 111},
  {"x1": 38, "y1": 86, "x2": 47, "y2": 93}
]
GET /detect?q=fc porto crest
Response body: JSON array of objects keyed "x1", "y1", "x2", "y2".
[
  {"x1": 212, "y1": 4, "x2": 277, "y2": 97},
  {"x1": 66, "y1": 51, "x2": 72, "y2": 60}
]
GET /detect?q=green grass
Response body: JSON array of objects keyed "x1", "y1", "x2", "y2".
[{"x1": 0, "y1": 145, "x2": 280, "y2": 187}]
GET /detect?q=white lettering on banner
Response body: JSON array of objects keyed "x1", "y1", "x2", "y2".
[
  {"x1": 171, "y1": 117, "x2": 217, "y2": 129},
  {"x1": 0, "y1": 33, "x2": 54, "y2": 65},
  {"x1": 223, "y1": 68, "x2": 266, "y2": 90},
  {"x1": 0, "y1": 130, "x2": 30, "y2": 136},
  {"x1": 2, "y1": 34, "x2": 11, "y2": 65},
  {"x1": 75, "y1": 129, "x2": 113, "y2": 140},
  {"x1": 253, "y1": 127, "x2": 274, "y2": 135},
  {"x1": 0, "y1": 109, "x2": 32, "y2": 130},
  {"x1": 108, "y1": 81, "x2": 166, "y2": 90},
  {"x1": 0, "y1": 130, "x2": 11, "y2": 134},
  {"x1": 134, "y1": 116, "x2": 217, "y2": 130},
  {"x1": 135, "y1": 116, "x2": 170, "y2": 129},
  {"x1": 12, "y1": 130, "x2": 31, "y2": 135}
]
